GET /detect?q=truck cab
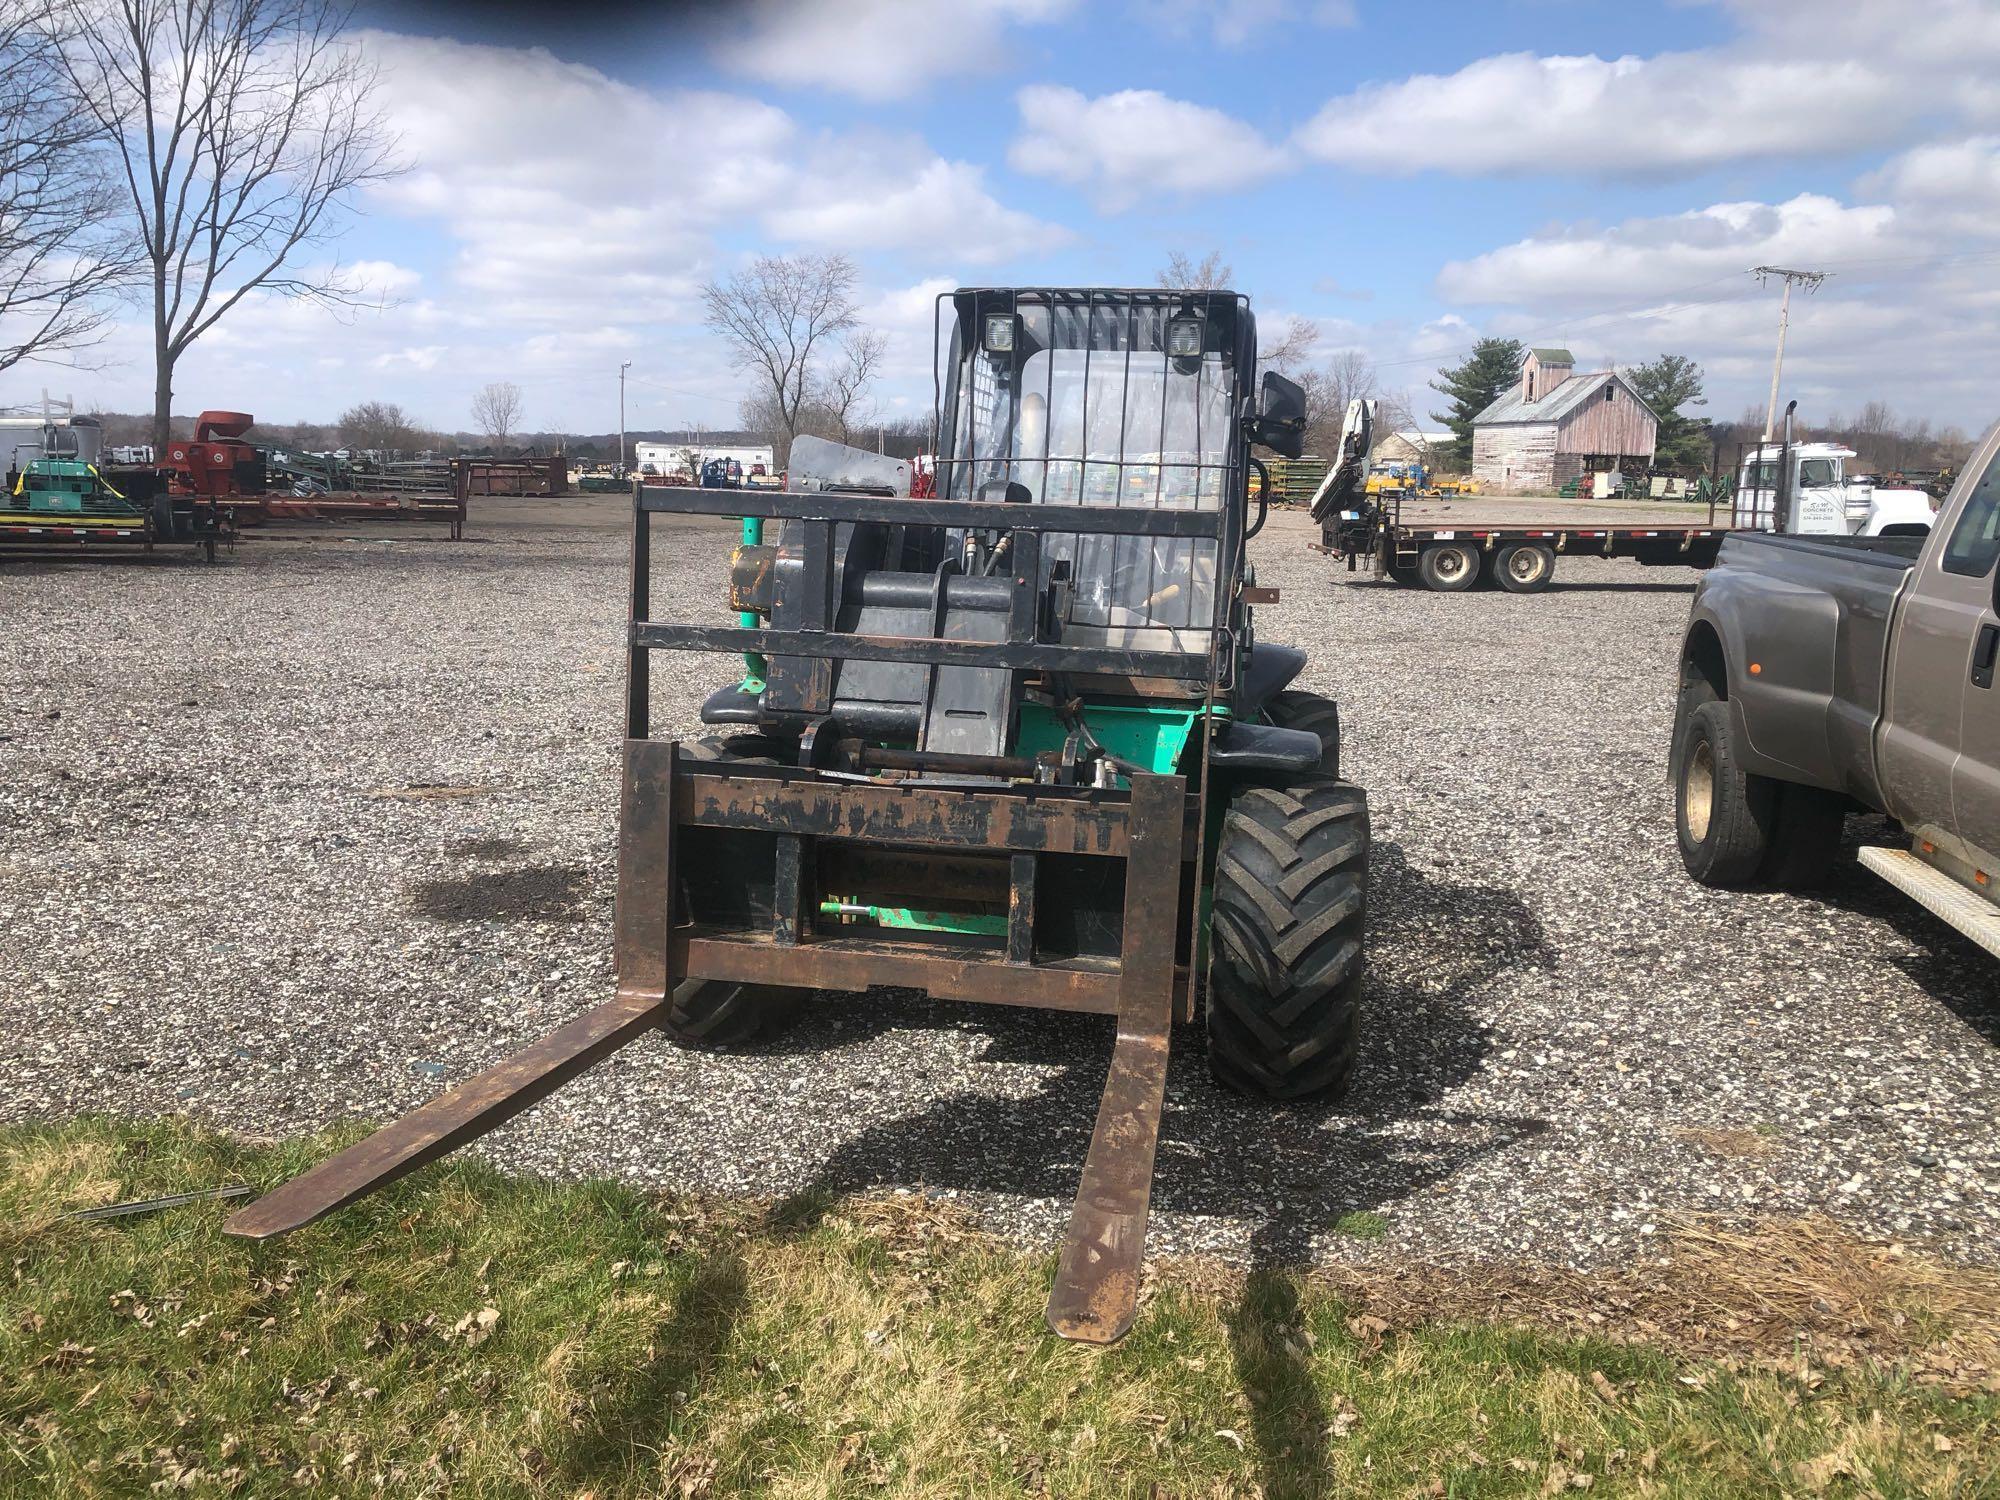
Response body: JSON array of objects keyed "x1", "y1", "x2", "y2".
[{"x1": 1733, "y1": 441, "x2": 1936, "y2": 538}]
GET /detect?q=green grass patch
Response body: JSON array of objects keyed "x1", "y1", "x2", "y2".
[
  {"x1": 1331, "y1": 1210, "x2": 1389, "y2": 1241},
  {"x1": 0, "y1": 1117, "x2": 1995, "y2": 1497}
]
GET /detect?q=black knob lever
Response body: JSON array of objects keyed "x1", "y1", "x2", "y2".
[{"x1": 1974, "y1": 623, "x2": 1998, "y2": 690}]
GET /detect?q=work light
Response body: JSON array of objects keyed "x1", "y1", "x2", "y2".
[
  {"x1": 983, "y1": 312, "x2": 1017, "y2": 354},
  {"x1": 1166, "y1": 315, "x2": 1202, "y2": 357}
]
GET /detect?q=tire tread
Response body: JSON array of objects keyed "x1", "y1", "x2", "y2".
[{"x1": 1207, "y1": 779, "x2": 1369, "y2": 1100}]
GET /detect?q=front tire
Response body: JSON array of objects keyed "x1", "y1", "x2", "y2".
[
  {"x1": 1674, "y1": 699, "x2": 1774, "y2": 886},
  {"x1": 1207, "y1": 781, "x2": 1368, "y2": 1100}
]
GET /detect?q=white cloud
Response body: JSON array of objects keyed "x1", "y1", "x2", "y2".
[
  {"x1": 1296, "y1": 51, "x2": 1909, "y2": 177},
  {"x1": 1296, "y1": 0, "x2": 2000, "y2": 177},
  {"x1": 372, "y1": 345, "x2": 446, "y2": 371},
  {"x1": 1134, "y1": 0, "x2": 1355, "y2": 49},
  {"x1": 709, "y1": 0, "x2": 1073, "y2": 102},
  {"x1": 1437, "y1": 194, "x2": 1914, "y2": 305},
  {"x1": 44, "y1": 30, "x2": 1070, "y2": 430},
  {"x1": 363, "y1": 32, "x2": 796, "y2": 324},
  {"x1": 1860, "y1": 137, "x2": 2000, "y2": 237},
  {"x1": 340, "y1": 260, "x2": 423, "y2": 297},
  {"x1": 766, "y1": 143, "x2": 1069, "y2": 263},
  {"x1": 1009, "y1": 85, "x2": 1287, "y2": 209}
]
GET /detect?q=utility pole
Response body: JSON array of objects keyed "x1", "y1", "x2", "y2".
[
  {"x1": 1752, "y1": 266, "x2": 1827, "y2": 441},
  {"x1": 618, "y1": 361, "x2": 633, "y2": 473}
]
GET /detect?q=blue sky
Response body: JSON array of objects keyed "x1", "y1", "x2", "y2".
[{"x1": 37, "y1": 0, "x2": 2000, "y2": 436}]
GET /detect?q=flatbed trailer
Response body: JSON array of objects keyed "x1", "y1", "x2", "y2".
[
  {"x1": 1318, "y1": 491, "x2": 1736, "y2": 594},
  {"x1": 0, "y1": 497, "x2": 232, "y2": 562},
  {"x1": 219, "y1": 489, "x2": 468, "y2": 540}
]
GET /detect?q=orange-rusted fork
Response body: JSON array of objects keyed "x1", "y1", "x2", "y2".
[
  {"x1": 1043, "y1": 772, "x2": 1183, "y2": 1344},
  {"x1": 225, "y1": 740, "x2": 679, "y2": 1241}
]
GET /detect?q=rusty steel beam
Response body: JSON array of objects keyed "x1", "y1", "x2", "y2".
[
  {"x1": 678, "y1": 766, "x2": 1131, "y2": 856},
  {"x1": 1045, "y1": 772, "x2": 1186, "y2": 1344},
  {"x1": 678, "y1": 933, "x2": 1122, "y2": 1015},
  {"x1": 615, "y1": 739, "x2": 676, "y2": 987},
  {"x1": 221, "y1": 987, "x2": 672, "y2": 1240}
]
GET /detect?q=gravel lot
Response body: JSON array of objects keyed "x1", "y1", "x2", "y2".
[{"x1": 4, "y1": 499, "x2": 1996, "y2": 1271}]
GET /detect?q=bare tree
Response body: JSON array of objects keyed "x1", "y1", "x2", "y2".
[
  {"x1": 338, "y1": 399, "x2": 416, "y2": 455},
  {"x1": 1292, "y1": 349, "x2": 1380, "y2": 457},
  {"x1": 0, "y1": 2, "x2": 129, "y2": 373},
  {"x1": 470, "y1": 381, "x2": 523, "y2": 450},
  {"x1": 702, "y1": 252, "x2": 860, "y2": 461},
  {"x1": 1156, "y1": 249, "x2": 1232, "y2": 289},
  {"x1": 819, "y1": 329, "x2": 887, "y2": 447},
  {"x1": 1258, "y1": 315, "x2": 1318, "y2": 374},
  {"x1": 52, "y1": 0, "x2": 403, "y2": 450}
]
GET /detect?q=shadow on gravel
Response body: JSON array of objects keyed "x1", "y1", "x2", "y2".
[
  {"x1": 763, "y1": 843, "x2": 1554, "y2": 1495},
  {"x1": 411, "y1": 863, "x2": 591, "y2": 923},
  {"x1": 1542, "y1": 580, "x2": 1698, "y2": 594},
  {"x1": 1806, "y1": 824, "x2": 2000, "y2": 1045},
  {"x1": 443, "y1": 835, "x2": 532, "y2": 861}
]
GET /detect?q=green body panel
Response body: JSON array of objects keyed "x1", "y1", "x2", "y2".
[
  {"x1": 9, "y1": 459, "x2": 140, "y2": 519},
  {"x1": 1013, "y1": 701, "x2": 1216, "y2": 776}
]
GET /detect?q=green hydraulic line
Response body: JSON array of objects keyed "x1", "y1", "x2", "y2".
[
  {"x1": 818, "y1": 900, "x2": 1009, "y2": 937},
  {"x1": 736, "y1": 512, "x2": 764, "y2": 688}
]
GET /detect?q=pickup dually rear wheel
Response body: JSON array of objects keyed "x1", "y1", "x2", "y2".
[
  {"x1": 1416, "y1": 541, "x2": 1480, "y2": 593},
  {"x1": 664, "y1": 734, "x2": 804, "y2": 1048},
  {"x1": 1674, "y1": 700, "x2": 1774, "y2": 886},
  {"x1": 1208, "y1": 780, "x2": 1368, "y2": 1100}
]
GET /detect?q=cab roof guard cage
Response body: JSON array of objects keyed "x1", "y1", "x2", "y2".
[{"x1": 625, "y1": 482, "x2": 1232, "y2": 738}]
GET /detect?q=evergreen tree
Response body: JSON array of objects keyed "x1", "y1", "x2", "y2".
[
  {"x1": 1623, "y1": 354, "x2": 1710, "y2": 471},
  {"x1": 1430, "y1": 338, "x2": 1524, "y2": 467}
]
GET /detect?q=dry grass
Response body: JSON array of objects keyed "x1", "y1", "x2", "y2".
[
  {"x1": 1675, "y1": 1126, "x2": 1781, "y2": 1161},
  {"x1": 1, "y1": 1117, "x2": 1996, "y2": 1498}
]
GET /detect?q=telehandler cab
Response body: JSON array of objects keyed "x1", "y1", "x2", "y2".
[{"x1": 227, "y1": 287, "x2": 1377, "y2": 1343}]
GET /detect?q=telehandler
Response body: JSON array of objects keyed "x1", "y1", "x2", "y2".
[{"x1": 227, "y1": 286, "x2": 1376, "y2": 1343}]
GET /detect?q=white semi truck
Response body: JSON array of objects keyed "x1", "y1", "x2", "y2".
[{"x1": 1732, "y1": 441, "x2": 1937, "y2": 538}]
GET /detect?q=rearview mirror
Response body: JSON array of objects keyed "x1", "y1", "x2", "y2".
[{"x1": 1253, "y1": 371, "x2": 1307, "y2": 460}]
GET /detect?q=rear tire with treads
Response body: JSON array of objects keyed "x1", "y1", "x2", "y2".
[
  {"x1": 1207, "y1": 780, "x2": 1369, "y2": 1100},
  {"x1": 664, "y1": 734, "x2": 803, "y2": 1049}
]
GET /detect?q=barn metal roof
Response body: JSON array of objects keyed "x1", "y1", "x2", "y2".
[
  {"x1": 1528, "y1": 347, "x2": 1574, "y2": 364},
  {"x1": 1472, "y1": 370, "x2": 1659, "y2": 427}
]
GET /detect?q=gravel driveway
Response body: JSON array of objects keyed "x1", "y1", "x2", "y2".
[{"x1": 3, "y1": 500, "x2": 1995, "y2": 1269}]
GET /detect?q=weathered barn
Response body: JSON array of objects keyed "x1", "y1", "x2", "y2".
[
  {"x1": 1471, "y1": 349, "x2": 1658, "y2": 491},
  {"x1": 1374, "y1": 428, "x2": 1452, "y2": 466}
]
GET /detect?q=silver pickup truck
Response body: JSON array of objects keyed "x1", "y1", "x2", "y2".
[{"x1": 1670, "y1": 419, "x2": 2000, "y2": 956}]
